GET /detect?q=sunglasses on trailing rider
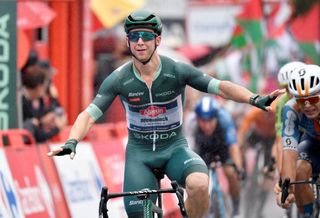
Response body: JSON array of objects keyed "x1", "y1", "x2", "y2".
[
  {"x1": 127, "y1": 31, "x2": 157, "y2": 42},
  {"x1": 296, "y1": 95, "x2": 320, "y2": 107}
]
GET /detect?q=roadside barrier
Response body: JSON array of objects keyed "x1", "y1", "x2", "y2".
[
  {"x1": 0, "y1": 129, "x2": 69, "y2": 218},
  {"x1": 0, "y1": 124, "x2": 181, "y2": 218}
]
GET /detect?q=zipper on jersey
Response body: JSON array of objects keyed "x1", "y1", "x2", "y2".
[{"x1": 147, "y1": 85, "x2": 156, "y2": 151}]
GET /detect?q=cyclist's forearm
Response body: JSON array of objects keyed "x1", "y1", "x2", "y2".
[
  {"x1": 281, "y1": 150, "x2": 298, "y2": 181},
  {"x1": 68, "y1": 111, "x2": 95, "y2": 141},
  {"x1": 217, "y1": 80, "x2": 253, "y2": 103},
  {"x1": 229, "y1": 144, "x2": 243, "y2": 170},
  {"x1": 275, "y1": 137, "x2": 283, "y2": 172}
]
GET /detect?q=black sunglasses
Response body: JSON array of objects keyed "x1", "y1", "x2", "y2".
[{"x1": 127, "y1": 31, "x2": 157, "y2": 42}]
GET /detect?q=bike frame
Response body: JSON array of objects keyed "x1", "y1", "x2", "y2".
[
  {"x1": 98, "y1": 180, "x2": 188, "y2": 218},
  {"x1": 209, "y1": 167, "x2": 226, "y2": 218}
]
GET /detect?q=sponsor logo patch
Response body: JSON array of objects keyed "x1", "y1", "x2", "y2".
[
  {"x1": 140, "y1": 106, "x2": 166, "y2": 117},
  {"x1": 129, "y1": 98, "x2": 140, "y2": 102}
]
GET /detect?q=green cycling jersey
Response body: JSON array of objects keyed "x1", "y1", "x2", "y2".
[
  {"x1": 275, "y1": 92, "x2": 290, "y2": 137},
  {"x1": 86, "y1": 55, "x2": 220, "y2": 150}
]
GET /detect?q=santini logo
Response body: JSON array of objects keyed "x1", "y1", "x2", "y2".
[{"x1": 128, "y1": 92, "x2": 144, "y2": 97}]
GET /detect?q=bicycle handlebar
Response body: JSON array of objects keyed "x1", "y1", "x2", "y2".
[
  {"x1": 98, "y1": 180, "x2": 188, "y2": 218},
  {"x1": 281, "y1": 177, "x2": 290, "y2": 205},
  {"x1": 99, "y1": 187, "x2": 109, "y2": 218},
  {"x1": 280, "y1": 176, "x2": 318, "y2": 205}
]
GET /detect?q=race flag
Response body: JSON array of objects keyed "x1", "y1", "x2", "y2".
[
  {"x1": 266, "y1": 1, "x2": 291, "y2": 40},
  {"x1": 290, "y1": 4, "x2": 320, "y2": 64},
  {"x1": 91, "y1": 0, "x2": 145, "y2": 29},
  {"x1": 237, "y1": 0, "x2": 264, "y2": 48},
  {"x1": 230, "y1": 25, "x2": 247, "y2": 49},
  {"x1": 236, "y1": 0, "x2": 265, "y2": 92}
]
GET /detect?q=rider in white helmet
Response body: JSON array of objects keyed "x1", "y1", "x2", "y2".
[
  {"x1": 288, "y1": 64, "x2": 320, "y2": 100},
  {"x1": 277, "y1": 64, "x2": 320, "y2": 218},
  {"x1": 277, "y1": 61, "x2": 306, "y2": 87},
  {"x1": 272, "y1": 61, "x2": 306, "y2": 172}
]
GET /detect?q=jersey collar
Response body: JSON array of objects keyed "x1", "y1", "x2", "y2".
[{"x1": 132, "y1": 60, "x2": 162, "y2": 82}]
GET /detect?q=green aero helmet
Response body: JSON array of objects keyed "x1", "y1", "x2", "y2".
[{"x1": 124, "y1": 10, "x2": 162, "y2": 35}]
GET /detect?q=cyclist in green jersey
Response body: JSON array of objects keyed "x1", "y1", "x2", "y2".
[
  {"x1": 48, "y1": 10, "x2": 283, "y2": 218},
  {"x1": 273, "y1": 61, "x2": 305, "y2": 172}
]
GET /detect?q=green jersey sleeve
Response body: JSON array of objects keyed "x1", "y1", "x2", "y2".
[
  {"x1": 86, "y1": 70, "x2": 120, "y2": 121},
  {"x1": 175, "y1": 62, "x2": 220, "y2": 95},
  {"x1": 275, "y1": 93, "x2": 290, "y2": 137}
]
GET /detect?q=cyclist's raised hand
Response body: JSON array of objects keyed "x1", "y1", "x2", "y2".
[
  {"x1": 250, "y1": 89, "x2": 285, "y2": 112},
  {"x1": 47, "y1": 139, "x2": 78, "y2": 160}
]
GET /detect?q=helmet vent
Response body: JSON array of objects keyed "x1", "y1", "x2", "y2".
[
  {"x1": 310, "y1": 76, "x2": 315, "y2": 88},
  {"x1": 292, "y1": 79, "x2": 297, "y2": 90},
  {"x1": 316, "y1": 77, "x2": 320, "y2": 86},
  {"x1": 128, "y1": 14, "x2": 156, "y2": 24},
  {"x1": 301, "y1": 78, "x2": 305, "y2": 90}
]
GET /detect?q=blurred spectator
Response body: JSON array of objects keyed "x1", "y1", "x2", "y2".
[
  {"x1": 21, "y1": 63, "x2": 67, "y2": 143},
  {"x1": 21, "y1": 49, "x2": 38, "y2": 74},
  {"x1": 38, "y1": 59, "x2": 59, "y2": 98}
]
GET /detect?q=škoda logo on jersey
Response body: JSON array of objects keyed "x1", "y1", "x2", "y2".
[{"x1": 140, "y1": 106, "x2": 167, "y2": 117}]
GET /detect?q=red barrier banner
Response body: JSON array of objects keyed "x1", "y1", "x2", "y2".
[
  {"x1": 161, "y1": 177, "x2": 182, "y2": 215},
  {"x1": 91, "y1": 139, "x2": 127, "y2": 217},
  {"x1": 91, "y1": 139, "x2": 125, "y2": 193},
  {"x1": 5, "y1": 146, "x2": 56, "y2": 218},
  {"x1": 50, "y1": 142, "x2": 105, "y2": 218},
  {"x1": 37, "y1": 144, "x2": 70, "y2": 218},
  {"x1": 0, "y1": 148, "x2": 25, "y2": 218}
]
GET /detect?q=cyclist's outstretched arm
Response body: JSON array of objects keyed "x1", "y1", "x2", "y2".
[
  {"x1": 217, "y1": 80, "x2": 284, "y2": 112},
  {"x1": 47, "y1": 111, "x2": 95, "y2": 159}
]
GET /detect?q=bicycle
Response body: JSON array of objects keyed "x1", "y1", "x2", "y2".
[
  {"x1": 98, "y1": 169, "x2": 188, "y2": 218},
  {"x1": 281, "y1": 174, "x2": 320, "y2": 218},
  {"x1": 207, "y1": 157, "x2": 232, "y2": 218}
]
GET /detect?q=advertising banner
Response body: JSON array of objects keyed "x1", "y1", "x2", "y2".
[
  {"x1": 91, "y1": 139, "x2": 125, "y2": 193},
  {"x1": 5, "y1": 146, "x2": 56, "y2": 218},
  {"x1": 186, "y1": 5, "x2": 240, "y2": 47},
  {"x1": 92, "y1": 139, "x2": 126, "y2": 217},
  {"x1": 51, "y1": 142, "x2": 104, "y2": 218},
  {"x1": 0, "y1": 1, "x2": 18, "y2": 129},
  {"x1": 37, "y1": 145, "x2": 70, "y2": 218},
  {"x1": 0, "y1": 149, "x2": 24, "y2": 218}
]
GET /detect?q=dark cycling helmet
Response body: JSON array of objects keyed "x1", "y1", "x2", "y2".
[
  {"x1": 195, "y1": 96, "x2": 220, "y2": 120},
  {"x1": 124, "y1": 10, "x2": 162, "y2": 35}
]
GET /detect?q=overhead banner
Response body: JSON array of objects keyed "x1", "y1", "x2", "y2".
[
  {"x1": 0, "y1": 2, "x2": 18, "y2": 129},
  {"x1": 186, "y1": 5, "x2": 241, "y2": 47}
]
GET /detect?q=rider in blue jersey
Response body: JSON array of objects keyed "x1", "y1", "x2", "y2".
[
  {"x1": 185, "y1": 96, "x2": 243, "y2": 217},
  {"x1": 277, "y1": 64, "x2": 320, "y2": 217}
]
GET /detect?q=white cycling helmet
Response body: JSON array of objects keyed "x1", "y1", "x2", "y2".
[
  {"x1": 277, "y1": 61, "x2": 305, "y2": 86},
  {"x1": 288, "y1": 64, "x2": 320, "y2": 97}
]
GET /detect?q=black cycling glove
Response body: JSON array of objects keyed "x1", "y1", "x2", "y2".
[
  {"x1": 249, "y1": 94, "x2": 276, "y2": 111},
  {"x1": 56, "y1": 139, "x2": 78, "y2": 156}
]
